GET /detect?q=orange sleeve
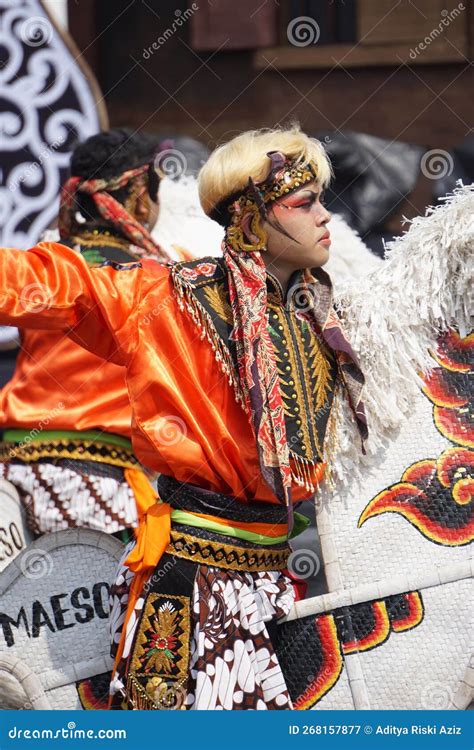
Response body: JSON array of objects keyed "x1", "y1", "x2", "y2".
[{"x1": 0, "y1": 242, "x2": 145, "y2": 365}]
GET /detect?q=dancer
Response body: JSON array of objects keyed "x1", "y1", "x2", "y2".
[
  {"x1": 0, "y1": 128, "x2": 171, "y2": 540},
  {"x1": 0, "y1": 125, "x2": 366, "y2": 709}
]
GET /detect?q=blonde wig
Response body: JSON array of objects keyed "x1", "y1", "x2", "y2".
[{"x1": 198, "y1": 124, "x2": 332, "y2": 218}]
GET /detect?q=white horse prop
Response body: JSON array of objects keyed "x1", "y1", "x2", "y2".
[{"x1": 277, "y1": 184, "x2": 473, "y2": 711}]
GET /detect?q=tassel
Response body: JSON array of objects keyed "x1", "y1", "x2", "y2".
[
  {"x1": 171, "y1": 269, "x2": 246, "y2": 409},
  {"x1": 126, "y1": 674, "x2": 187, "y2": 711},
  {"x1": 321, "y1": 381, "x2": 342, "y2": 492},
  {"x1": 289, "y1": 451, "x2": 325, "y2": 493},
  {"x1": 126, "y1": 675, "x2": 159, "y2": 710}
]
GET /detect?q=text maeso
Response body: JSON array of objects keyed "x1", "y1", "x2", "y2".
[{"x1": 0, "y1": 582, "x2": 110, "y2": 647}]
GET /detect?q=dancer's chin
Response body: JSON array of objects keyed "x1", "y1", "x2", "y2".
[{"x1": 311, "y1": 243, "x2": 330, "y2": 268}]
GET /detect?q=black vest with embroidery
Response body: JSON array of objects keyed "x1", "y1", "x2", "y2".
[
  {"x1": 171, "y1": 257, "x2": 339, "y2": 475},
  {"x1": 62, "y1": 230, "x2": 142, "y2": 269}
]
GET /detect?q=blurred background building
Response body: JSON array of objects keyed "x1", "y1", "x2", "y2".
[{"x1": 69, "y1": 0, "x2": 473, "y2": 239}]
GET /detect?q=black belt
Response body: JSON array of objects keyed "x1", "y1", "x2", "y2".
[{"x1": 157, "y1": 474, "x2": 289, "y2": 524}]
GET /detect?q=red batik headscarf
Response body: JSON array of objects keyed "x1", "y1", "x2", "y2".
[
  {"x1": 58, "y1": 164, "x2": 169, "y2": 261},
  {"x1": 213, "y1": 152, "x2": 368, "y2": 516}
]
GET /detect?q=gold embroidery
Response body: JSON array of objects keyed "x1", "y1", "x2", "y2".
[
  {"x1": 0, "y1": 439, "x2": 138, "y2": 469},
  {"x1": 228, "y1": 162, "x2": 318, "y2": 214},
  {"x1": 261, "y1": 162, "x2": 317, "y2": 203},
  {"x1": 126, "y1": 674, "x2": 187, "y2": 710},
  {"x1": 272, "y1": 308, "x2": 317, "y2": 454},
  {"x1": 291, "y1": 314, "x2": 322, "y2": 456},
  {"x1": 203, "y1": 282, "x2": 234, "y2": 325},
  {"x1": 167, "y1": 529, "x2": 290, "y2": 571},
  {"x1": 128, "y1": 593, "x2": 190, "y2": 710},
  {"x1": 226, "y1": 201, "x2": 267, "y2": 253},
  {"x1": 267, "y1": 297, "x2": 339, "y2": 488},
  {"x1": 308, "y1": 333, "x2": 332, "y2": 413},
  {"x1": 70, "y1": 231, "x2": 136, "y2": 255},
  {"x1": 171, "y1": 260, "x2": 339, "y2": 492}
]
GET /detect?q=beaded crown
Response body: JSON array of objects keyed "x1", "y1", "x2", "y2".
[
  {"x1": 211, "y1": 153, "x2": 318, "y2": 227},
  {"x1": 257, "y1": 158, "x2": 317, "y2": 203}
]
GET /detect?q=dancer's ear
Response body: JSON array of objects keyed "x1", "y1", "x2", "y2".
[
  {"x1": 134, "y1": 191, "x2": 149, "y2": 222},
  {"x1": 240, "y1": 211, "x2": 261, "y2": 244}
]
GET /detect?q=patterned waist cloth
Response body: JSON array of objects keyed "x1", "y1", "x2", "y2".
[
  {"x1": 112, "y1": 475, "x2": 298, "y2": 710},
  {"x1": 0, "y1": 429, "x2": 142, "y2": 536}
]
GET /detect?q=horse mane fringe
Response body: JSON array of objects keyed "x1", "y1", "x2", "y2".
[{"x1": 325, "y1": 182, "x2": 474, "y2": 487}]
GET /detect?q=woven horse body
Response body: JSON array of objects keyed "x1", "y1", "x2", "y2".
[{"x1": 0, "y1": 531, "x2": 123, "y2": 709}]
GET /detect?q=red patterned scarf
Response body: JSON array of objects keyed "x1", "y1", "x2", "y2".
[{"x1": 58, "y1": 165, "x2": 169, "y2": 261}]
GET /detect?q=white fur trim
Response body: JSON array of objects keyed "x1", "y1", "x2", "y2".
[{"x1": 327, "y1": 183, "x2": 474, "y2": 485}]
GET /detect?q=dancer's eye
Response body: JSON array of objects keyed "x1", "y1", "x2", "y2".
[
  {"x1": 293, "y1": 194, "x2": 317, "y2": 210},
  {"x1": 279, "y1": 191, "x2": 324, "y2": 211}
]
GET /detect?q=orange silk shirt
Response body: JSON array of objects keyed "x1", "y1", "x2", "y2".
[
  {"x1": 0, "y1": 328, "x2": 132, "y2": 438},
  {"x1": 0, "y1": 243, "x2": 321, "y2": 504}
]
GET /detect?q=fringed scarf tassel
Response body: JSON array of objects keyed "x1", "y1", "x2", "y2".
[{"x1": 171, "y1": 268, "x2": 245, "y2": 407}]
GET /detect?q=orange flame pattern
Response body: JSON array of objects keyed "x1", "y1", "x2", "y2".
[{"x1": 359, "y1": 329, "x2": 473, "y2": 546}]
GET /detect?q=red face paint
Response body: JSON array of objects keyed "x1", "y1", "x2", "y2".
[{"x1": 275, "y1": 189, "x2": 324, "y2": 211}]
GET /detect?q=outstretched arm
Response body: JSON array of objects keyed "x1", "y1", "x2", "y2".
[{"x1": 0, "y1": 242, "x2": 143, "y2": 365}]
